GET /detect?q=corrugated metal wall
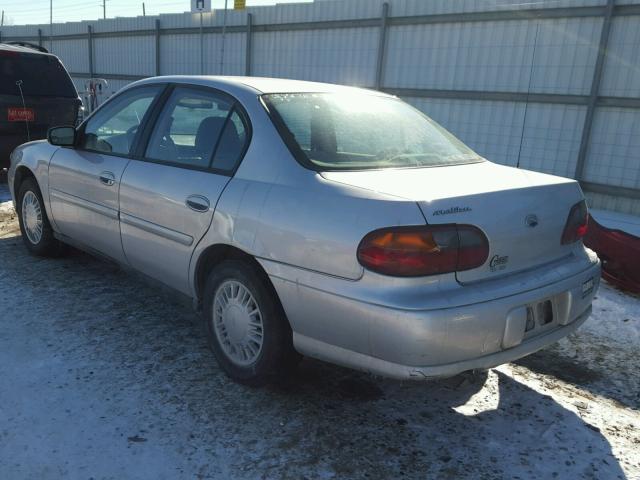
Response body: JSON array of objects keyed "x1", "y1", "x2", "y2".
[{"x1": 2, "y1": 0, "x2": 639, "y2": 214}]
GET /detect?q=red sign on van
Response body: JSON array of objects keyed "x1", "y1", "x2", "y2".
[{"x1": 8, "y1": 107, "x2": 35, "y2": 122}]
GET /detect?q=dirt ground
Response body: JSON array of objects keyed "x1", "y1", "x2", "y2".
[{"x1": 1, "y1": 190, "x2": 638, "y2": 480}]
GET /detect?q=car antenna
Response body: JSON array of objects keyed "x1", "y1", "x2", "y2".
[
  {"x1": 15, "y1": 80, "x2": 31, "y2": 142},
  {"x1": 516, "y1": 21, "x2": 540, "y2": 169}
]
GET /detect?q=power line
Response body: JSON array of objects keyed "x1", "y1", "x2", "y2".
[
  {"x1": 18, "y1": 0, "x2": 95, "y2": 9},
  {"x1": 6, "y1": 2, "x2": 98, "y2": 14},
  {"x1": 8, "y1": 6, "x2": 93, "y2": 14},
  {"x1": 3, "y1": 0, "x2": 312, "y2": 25}
]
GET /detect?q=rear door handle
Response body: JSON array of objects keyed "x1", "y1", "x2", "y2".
[
  {"x1": 99, "y1": 171, "x2": 115, "y2": 186},
  {"x1": 186, "y1": 195, "x2": 210, "y2": 212}
]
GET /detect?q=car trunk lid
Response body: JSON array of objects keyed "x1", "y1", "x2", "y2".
[{"x1": 321, "y1": 161, "x2": 584, "y2": 283}]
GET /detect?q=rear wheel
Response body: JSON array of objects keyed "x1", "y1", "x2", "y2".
[
  {"x1": 203, "y1": 259, "x2": 299, "y2": 385},
  {"x1": 17, "y1": 177, "x2": 62, "y2": 256}
]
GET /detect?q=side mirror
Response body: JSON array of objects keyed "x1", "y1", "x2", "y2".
[{"x1": 48, "y1": 126, "x2": 76, "y2": 147}]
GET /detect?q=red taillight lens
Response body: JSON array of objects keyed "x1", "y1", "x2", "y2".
[
  {"x1": 357, "y1": 225, "x2": 489, "y2": 277},
  {"x1": 561, "y1": 200, "x2": 588, "y2": 245}
]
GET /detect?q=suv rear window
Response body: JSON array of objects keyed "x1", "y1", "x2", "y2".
[
  {"x1": 0, "y1": 52, "x2": 76, "y2": 98},
  {"x1": 263, "y1": 92, "x2": 481, "y2": 171}
]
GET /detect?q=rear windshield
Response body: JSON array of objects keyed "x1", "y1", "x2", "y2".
[
  {"x1": 0, "y1": 52, "x2": 76, "y2": 98},
  {"x1": 263, "y1": 92, "x2": 481, "y2": 170}
]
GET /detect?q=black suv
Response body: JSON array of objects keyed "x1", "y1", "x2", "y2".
[{"x1": 1, "y1": 42, "x2": 81, "y2": 171}]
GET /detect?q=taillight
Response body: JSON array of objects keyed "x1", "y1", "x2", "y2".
[
  {"x1": 357, "y1": 224, "x2": 489, "y2": 277},
  {"x1": 561, "y1": 200, "x2": 588, "y2": 245}
]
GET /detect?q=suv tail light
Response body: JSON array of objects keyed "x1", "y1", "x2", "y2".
[
  {"x1": 357, "y1": 225, "x2": 489, "y2": 277},
  {"x1": 561, "y1": 200, "x2": 588, "y2": 245}
]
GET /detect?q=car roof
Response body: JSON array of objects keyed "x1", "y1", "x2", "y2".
[{"x1": 133, "y1": 75, "x2": 394, "y2": 98}]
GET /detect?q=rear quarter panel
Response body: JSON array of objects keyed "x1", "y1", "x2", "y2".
[{"x1": 217, "y1": 172, "x2": 426, "y2": 280}]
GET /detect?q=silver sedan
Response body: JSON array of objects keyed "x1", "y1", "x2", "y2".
[{"x1": 8, "y1": 76, "x2": 601, "y2": 384}]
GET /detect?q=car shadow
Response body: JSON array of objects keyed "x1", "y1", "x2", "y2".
[
  {"x1": 515, "y1": 334, "x2": 639, "y2": 411},
  {"x1": 0, "y1": 234, "x2": 629, "y2": 479},
  {"x1": 516, "y1": 348, "x2": 603, "y2": 385},
  {"x1": 245, "y1": 361, "x2": 626, "y2": 479}
]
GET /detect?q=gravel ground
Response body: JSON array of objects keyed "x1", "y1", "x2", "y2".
[{"x1": 0, "y1": 190, "x2": 639, "y2": 480}]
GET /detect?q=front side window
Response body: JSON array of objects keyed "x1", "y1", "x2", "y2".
[
  {"x1": 145, "y1": 87, "x2": 247, "y2": 171},
  {"x1": 263, "y1": 92, "x2": 482, "y2": 170},
  {"x1": 80, "y1": 85, "x2": 162, "y2": 155}
]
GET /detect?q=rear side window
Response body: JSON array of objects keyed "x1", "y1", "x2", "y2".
[
  {"x1": 145, "y1": 86, "x2": 249, "y2": 172},
  {"x1": 145, "y1": 87, "x2": 232, "y2": 168},
  {"x1": 211, "y1": 111, "x2": 247, "y2": 171},
  {"x1": 0, "y1": 52, "x2": 76, "y2": 98}
]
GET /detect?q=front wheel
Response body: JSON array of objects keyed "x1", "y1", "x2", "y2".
[
  {"x1": 17, "y1": 178, "x2": 62, "y2": 256},
  {"x1": 203, "y1": 259, "x2": 299, "y2": 385}
]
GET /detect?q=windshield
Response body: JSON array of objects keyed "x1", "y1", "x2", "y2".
[
  {"x1": 0, "y1": 52, "x2": 77, "y2": 98},
  {"x1": 263, "y1": 92, "x2": 481, "y2": 170}
]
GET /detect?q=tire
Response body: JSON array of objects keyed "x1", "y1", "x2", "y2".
[
  {"x1": 203, "y1": 259, "x2": 299, "y2": 385},
  {"x1": 16, "y1": 177, "x2": 62, "y2": 257}
]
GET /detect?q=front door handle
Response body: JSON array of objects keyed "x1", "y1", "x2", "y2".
[
  {"x1": 99, "y1": 171, "x2": 116, "y2": 186},
  {"x1": 186, "y1": 195, "x2": 210, "y2": 212}
]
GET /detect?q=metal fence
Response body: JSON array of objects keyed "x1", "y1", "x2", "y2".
[{"x1": 2, "y1": 0, "x2": 639, "y2": 214}]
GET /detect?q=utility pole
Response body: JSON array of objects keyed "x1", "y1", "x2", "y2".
[
  {"x1": 50, "y1": 0, "x2": 53, "y2": 51},
  {"x1": 199, "y1": 11, "x2": 204, "y2": 74},
  {"x1": 1, "y1": 10, "x2": 4, "y2": 27},
  {"x1": 220, "y1": 0, "x2": 228, "y2": 74},
  {"x1": 142, "y1": 2, "x2": 146, "y2": 16},
  {"x1": 102, "y1": 0, "x2": 106, "y2": 19}
]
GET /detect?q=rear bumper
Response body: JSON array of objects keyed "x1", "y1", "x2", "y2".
[
  {"x1": 268, "y1": 253, "x2": 601, "y2": 380},
  {"x1": 294, "y1": 306, "x2": 591, "y2": 380}
]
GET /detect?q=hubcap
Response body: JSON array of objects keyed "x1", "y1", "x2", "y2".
[
  {"x1": 212, "y1": 280, "x2": 264, "y2": 366},
  {"x1": 22, "y1": 191, "x2": 43, "y2": 245}
]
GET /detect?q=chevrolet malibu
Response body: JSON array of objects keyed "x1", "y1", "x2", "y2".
[{"x1": 8, "y1": 76, "x2": 600, "y2": 384}]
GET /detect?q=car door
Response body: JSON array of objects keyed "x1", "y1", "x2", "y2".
[
  {"x1": 48, "y1": 84, "x2": 164, "y2": 263},
  {"x1": 119, "y1": 85, "x2": 250, "y2": 295}
]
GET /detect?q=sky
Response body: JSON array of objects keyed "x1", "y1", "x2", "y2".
[{"x1": 0, "y1": 0, "x2": 313, "y2": 26}]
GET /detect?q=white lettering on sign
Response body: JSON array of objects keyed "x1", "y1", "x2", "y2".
[{"x1": 191, "y1": 0, "x2": 211, "y2": 13}]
